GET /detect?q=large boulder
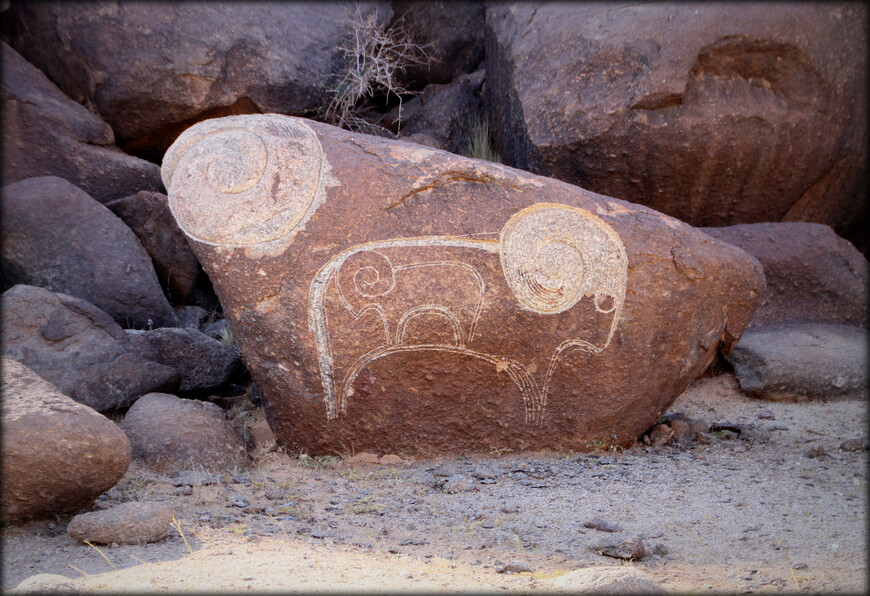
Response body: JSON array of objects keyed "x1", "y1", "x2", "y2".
[
  {"x1": 1, "y1": 176, "x2": 176, "y2": 329},
  {"x1": 1, "y1": 1, "x2": 389, "y2": 162},
  {"x1": 725, "y1": 324, "x2": 868, "y2": 401},
  {"x1": 66, "y1": 501, "x2": 174, "y2": 546},
  {"x1": 484, "y1": 3, "x2": 868, "y2": 255},
  {"x1": 0, "y1": 42, "x2": 161, "y2": 203},
  {"x1": 1, "y1": 358, "x2": 131, "y2": 523},
  {"x1": 121, "y1": 393, "x2": 247, "y2": 474},
  {"x1": 702, "y1": 222, "x2": 868, "y2": 328},
  {"x1": 159, "y1": 113, "x2": 764, "y2": 456},
  {"x1": 1, "y1": 285, "x2": 179, "y2": 412},
  {"x1": 106, "y1": 191, "x2": 202, "y2": 305},
  {"x1": 125, "y1": 327, "x2": 243, "y2": 397}
]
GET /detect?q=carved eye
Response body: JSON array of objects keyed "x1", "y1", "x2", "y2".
[{"x1": 162, "y1": 115, "x2": 322, "y2": 247}]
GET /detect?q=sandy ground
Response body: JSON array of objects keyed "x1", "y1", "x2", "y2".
[{"x1": 2, "y1": 373, "x2": 867, "y2": 594}]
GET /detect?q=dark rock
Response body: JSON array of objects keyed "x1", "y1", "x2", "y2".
[
  {"x1": 1, "y1": 358, "x2": 131, "y2": 523},
  {"x1": 122, "y1": 392, "x2": 247, "y2": 474},
  {"x1": 484, "y1": 3, "x2": 868, "y2": 254},
  {"x1": 392, "y1": 70, "x2": 485, "y2": 154},
  {"x1": 390, "y1": 1, "x2": 485, "y2": 89},
  {"x1": 2, "y1": 2, "x2": 389, "y2": 161},
  {"x1": 125, "y1": 327, "x2": 242, "y2": 396},
  {"x1": 1, "y1": 176, "x2": 176, "y2": 329},
  {"x1": 1, "y1": 285, "x2": 179, "y2": 412},
  {"x1": 583, "y1": 518, "x2": 623, "y2": 533},
  {"x1": 551, "y1": 566, "x2": 664, "y2": 594},
  {"x1": 594, "y1": 535, "x2": 646, "y2": 561},
  {"x1": 726, "y1": 324, "x2": 868, "y2": 401},
  {"x1": 161, "y1": 113, "x2": 763, "y2": 456},
  {"x1": 806, "y1": 445, "x2": 828, "y2": 459},
  {"x1": 174, "y1": 305, "x2": 211, "y2": 330},
  {"x1": 106, "y1": 191, "x2": 202, "y2": 305},
  {"x1": 171, "y1": 470, "x2": 221, "y2": 487},
  {"x1": 173, "y1": 486, "x2": 193, "y2": 496},
  {"x1": 0, "y1": 43, "x2": 162, "y2": 203},
  {"x1": 702, "y1": 223, "x2": 867, "y2": 328},
  {"x1": 66, "y1": 501, "x2": 173, "y2": 545},
  {"x1": 202, "y1": 319, "x2": 231, "y2": 341}
]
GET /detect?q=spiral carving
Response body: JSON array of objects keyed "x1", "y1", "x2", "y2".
[
  {"x1": 499, "y1": 204, "x2": 627, "y2": 314},
  {"x1": 335, "y1": 250, "x2": 397, "y2": 317},
  {"x1": 161, "y1": 114, "x2": 323, "y2": 246}
]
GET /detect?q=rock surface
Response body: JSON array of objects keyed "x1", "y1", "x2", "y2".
[
  {"x1": 702, "y1": 223, "x2": 867, "y2": 328},
  {"x1": 1, "y1": 176, "x2": 176, "y2": 329},
  {"x1": 725, "y1": 324, "x2": 868, "y2": 401},
  {"x1": 484, "y1": 3, "x2": 868, "y2": 254},
  {"x1": 1, "y1": 2, "x2": 388, "y2": 161},
  {"x1": 106, "y1": 191, "x2": 202, "y2": 305},
  {"x1": 125, "y1": 327, "x2": 242, "y2": 397},
  {"x1": 66, "y1": 501, "x2": 174, "y2": 545},
  {"x1": 1, "y1": 285, "x2": 179, "y2": 412},
  {"x1": 593, "y1": 535, "x2": 646, "y2": 561},
  {"x1": 161, "y1": 113, "x2": 763, "y2": 456},
  {"x1": 0, "y1": 42, "x2": 162, "y2": 203},
  {"x1": 551, "y1": 566, "x2": 664, "y2": 594},
  {"x1": 8, "y1": 574, "x2": 82, "y2": 594},
  {"x1": 122, "y1": 393, "x2": 247, "y2": 474},
  {"x1": 1, "y1": 358, "x2": 131, "y2": 523}
]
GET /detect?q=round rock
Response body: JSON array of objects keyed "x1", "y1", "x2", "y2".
[{"x1": 66, "y1": 501, "x2": 173, "y2": 545}]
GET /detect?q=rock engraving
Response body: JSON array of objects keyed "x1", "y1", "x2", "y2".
[
  {"x1": 309, "y1": 204, "x2": 628, "y2": 423},
  {"x1": 161, "y1": 115, "x2": 325, "y2": 247}
]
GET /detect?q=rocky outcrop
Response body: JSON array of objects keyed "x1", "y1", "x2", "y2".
[
  {"x1": 1, "y1": 358, "x2": 131, "y2": 523},
  {"x1": 1, "y1": 285, "x2": 179, "y2": 412},
  {"x1": 125, "y1": 327, "x2": 243, "y2": 396},
  {"x1": 106, "y1": 191, "x2": 202, "y2": 306},
  {"x1": 701, "y1": 223, "x2": 867, "y2": 328},
  {"x1": 1, "y1": 1, "x2": 389, "y2": 161},
  {"x1": 1, "y1": 176, "x2": 176, "y2": 329},
  {"x1": 67, "y1": 501, "x2": 174, "y2": 545},
  {"x1": 726, "y1": 324, "x2": 868, "y2": 401},
  {"x1": 0, "y1": 43, "x2": 161, "y2": 203},
  {"x1": 160, "y1": 113, "x2": 763, "y2": 456},
  {"x1": 122, "y1": 393, "x2": 247, "y2": 474},
  {"x1": 484, "y1": 3, "x2": 868, "y2": 254}
]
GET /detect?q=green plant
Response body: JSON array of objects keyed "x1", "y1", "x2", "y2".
[
  {"x1": 459, "y1": 112, "x2": 503, "y2": 163},
  {"x1": 323, "y1": 3, "x2": 430, "y2": 136}
]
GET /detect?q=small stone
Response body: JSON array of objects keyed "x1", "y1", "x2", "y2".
[
  {"x1": 67, "y1": 501, "x2": 173, "y2": 545},
  {"x1": 441, "y1": 474, "x2": 473, "y2": 493},
  {"x1": 231, "y1": 494, "x2": 249, "y2": 508},
  {"x1": 653, "y1": 543, "x2": 669, "y2": 556},
  {"x1": 265, "y1": 490, "x2": 284, "y2": 500},
  {"x1": 10, "y1": 573, "x2": 82, "y2": 594},
  {"x1": 351, "y1": 452, "x2": 380, "y2": 465},
  {"x1": 172, "y1": 470, "x2": 220, "y2": 487},
  {"x1": 792, "y1": 562, "x2": 809, "y2": 570},
  {"x1": 551, "y1": 566, "x2": 663, "y2": 594},
  {"x1": 649, "y1": 424, "x2": 674, "y2": 447},
  {"x1": 839, "y1": 438, "x2": 867, "y2": 452},
  {"x1": 669, "y1": 418, "x2": 694, "y2": 443},
  {"x1": 758, "y1": 410, "x2": 776, "y2": 420},
  {"x1": 594, "y1": 535, "x2": 645, "y2": 560},
  {"x1": 232, "y1": 473, "x2": 252, "y2": 485},
  {"x1": 379, "y1": 454, "x2": 403, "y2": 465},
  {"x1": 173, "y1": 486, "x2": 193, "y2": 496},
  {"x1": 583, "y1": 518, "x2": 623, "y2": 533},
  {"x1": 496, "y1": 562, "x2": 532, "y2": 574},
  {"x1": 806, "y1": 445, "x2": 827, "y2": 458}
]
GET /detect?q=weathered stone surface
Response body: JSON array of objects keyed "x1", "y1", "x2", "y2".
[
  {"x1": 125, "y1": 327, "x2": 242, "y2": 396},
  {"x1": 122, "y1": 393, "x2": 247, "y2": 474},
  {"x1": 484, "y1": 3, "x2": 868, "y2": 255},
  {"x1": 160, "y1": 113, "x2": 763, "y2": 456},
  {"x1": 1, "y1": 2, "x2": 388, "y2": 161},
  {"x1": 701, "y1": 223, "x2": 867, "y2": 328},
  {"x1": 106, "y1": 191, "x2": 202, "y2": 305},
  {"x1": 725, "y1": 324, "x2": 868, "y2": 401},
  {"x1": 66, "y1": 501, "x2": 173, "y2": 545},
  {"x1": 1, "y1": 285, "x2": 179, "y2": 412},
  {"x1": 1, "y1": 176, "x2": 176, "y2": 329},
  {"x1": 390, "y1": 0, "x2": 485, "y2": 89},
  {"x1": 593, "y1": 535, "x2": 646, "y2": 561},
  {"x1": 551, "y1": 566, "x2": 664, "y2": 594},
  {"x1": 1, "y1": 358, "x2": 131, "y2": 523},
  {"x1": 174, "y1": 305, "x2": 210, "y2": 330},
  {"x1": 0, "y1": 42, "x2": 162, "y2": 203},
  {"x1": 8, "y1": 574, "x2": 82, "y2": 594}
]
